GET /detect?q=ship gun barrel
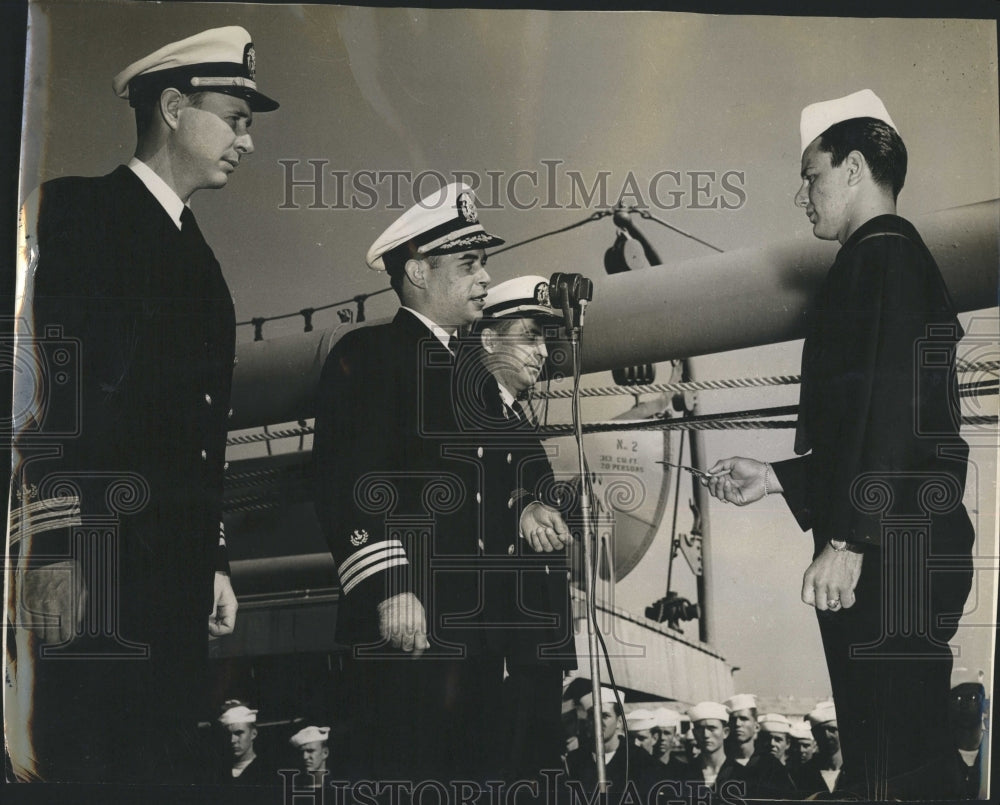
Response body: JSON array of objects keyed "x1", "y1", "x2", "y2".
[{"x1": 230, "y1": 200, "x2": 998, "y2": 430}]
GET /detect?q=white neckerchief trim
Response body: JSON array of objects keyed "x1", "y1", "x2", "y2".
[
  {"x1": 401, "y1": 307, "x2": 453, "y2": 352},
  {"x1": 128, "y1": 157, "x2": 186, "y2": 231}
]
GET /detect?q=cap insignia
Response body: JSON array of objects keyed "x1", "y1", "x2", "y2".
[
  {"x1": 243, "y1": 43, "x2": 256, "y2": 80},
  {"x1": 534, "y1": 282, "x2": 551, "y2": 307},
  {"x1": 457, "y1": 191, "x2": 479, "y2": 224}
]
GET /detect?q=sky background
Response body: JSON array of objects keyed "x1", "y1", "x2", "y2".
[{"x1": 17, "y1": 2, "x2": 999, "y2": 701}]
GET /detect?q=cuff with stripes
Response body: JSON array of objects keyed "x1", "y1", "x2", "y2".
[
  {"x1": 216, "y1": 520, "x2": 230, "y2": 573},
  {"x1": 338, "y1": 538, "x2": 409, "y2": 595}
]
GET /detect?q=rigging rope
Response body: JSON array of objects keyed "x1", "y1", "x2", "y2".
[{"x1": 534, "y1": 362, "x2": 999, "y2": 400}]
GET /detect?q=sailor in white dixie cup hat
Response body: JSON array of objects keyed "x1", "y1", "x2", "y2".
[
  {"x1": 217, "y1": 701, "x2": 270, "y2": 783},
  {"x1": 9, "y1": 24, "x2": 278, "y2": 784},
  {"x1": 626, "y1": 708, "x2": 659, "y2": 755},
  {"x1": 650, "y1": 706, "x2": 682, "y2": 765},
  {"x1": 801, "y1": 701, "x2": 844, "y2": 795},
  {"x1": 705, "y1": 85, "x2": 975, "y2": 799},
  {"x1": 290, "y1": 725, "x2": 331, "y2": 782},
  {"x1": 566, "y1": 686, "x2": 660, "y2": 793},
  {"x1": 758, "y1": 713, "x2": 792, "y2": 765},
  {"x1": 723, "y1": 692, "x2": 759, "y2": 764},
  {"x1": 788, "y1": 719, "x2": 818, "y2": 770},
  {"x1": 684, "y1": 702, "x2": 734, "y2": 788}
]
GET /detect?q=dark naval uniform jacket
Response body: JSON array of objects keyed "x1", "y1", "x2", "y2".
[
  {"x1": 565, "y1": 739, "x2": 661, "y2": 804},
  {"x1": 312, "y1": 309, "x2": 574, "y2": 661},
  {"x1": 12, "y1": 165, "x2": 234, "y2": 779},
  {"x1": 771, "y1": 214, "x2": 976, "y2": 795}
]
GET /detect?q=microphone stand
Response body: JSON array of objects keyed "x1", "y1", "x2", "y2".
[{"x1": 564, "y1": 296, "x2": 608, "y2": 793}]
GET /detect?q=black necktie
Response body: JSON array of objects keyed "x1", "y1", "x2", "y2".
[
  {"x1": 510, "y1": 398, "x2": 534, "y2": 426},
  {"x1": 180, "y1": 206, "x2": 196, "y2": 232}
]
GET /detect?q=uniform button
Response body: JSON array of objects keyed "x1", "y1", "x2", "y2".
[
  {"x1": 224, "y1": 462, "x2": 230, "y2": 471},
  {"x1": 506, "y1": 453, "x2": 512, "y2": 464},
  {"x1": 233, "y1": 355, "x2": 239, "y2": 366},
  {"x1": 477, "y1": 539, "x2": 485, "y2": 551},
  {"x1": 477, "y1": 447, "x2": 484, "y2": 458},
  {"x1": 204, "y1": 393, "x2": 212, "y2": 405},
  {"x1": 507, "y1": 544, "x2": 516, "y2": 556},
  {"x1": 228, "y1": 408, "x2": 234, "y2": 419},
  {"x1": 475, "y1": 492, "x2": 481, "y2": 504},
  {"x1": 507, "y1": 497, "x2": 514, "y2": 509},
  {"x1": 200, "y1": 449, "x2": 208, "y2": 460}
]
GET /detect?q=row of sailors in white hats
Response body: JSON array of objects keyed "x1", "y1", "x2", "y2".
[
  {"x1": 570, "y1": 687, "x2": 842, "y2": 795},
  {"x1": 572, "y1": 676, "x2": 987, "y2": 799},
  {"x1": 216, "y1": 701, "x2": 331, "y2": 786}
]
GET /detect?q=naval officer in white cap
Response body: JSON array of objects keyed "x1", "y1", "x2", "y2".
[
  {"x1": 9, "y1": 26, "x2": 277, "y2": 783},
  {"x1": 706, "y1": 88, "x2": 974, "y2": 799},
  {"x1": 462, "y1": 275, "x2": 576, "y2": 780},
  {"x1": 312, "y1": 182, "x2": 509, "y2": 781}
]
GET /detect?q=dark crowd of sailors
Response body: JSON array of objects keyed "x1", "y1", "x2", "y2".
[{"x1": 212, "y1": 667, "x2": 988, "y2": 801}]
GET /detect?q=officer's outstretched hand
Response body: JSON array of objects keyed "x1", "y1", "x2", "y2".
[
  {"x1": 520, "y1": 501, "x2": 571, "y2": 552},
  {"x1": 705, "y1": 456, "x2": 776, "y2": 505},
  {"x1": 209, "y1": 571, "x2": 238, "y2": 637},
  {"x1": 377, "y1": 592, "x2": 429, "y2": 657}
]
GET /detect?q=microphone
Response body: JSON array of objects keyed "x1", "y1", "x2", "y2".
[{"x1": 549, "y1": 272, "x2": 594, "y2": 330}]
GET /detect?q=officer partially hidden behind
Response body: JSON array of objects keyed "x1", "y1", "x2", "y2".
[{"x1": 468, "y1": 275, "x2": 578, "y2": 779}]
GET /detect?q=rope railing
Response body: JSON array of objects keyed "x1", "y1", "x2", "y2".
[
  {"x1": 225, "y1": 375, "x2": 997, "y2": 446},
  {"x1": 534, "y1": 362, "x2": 1000, "y2": 401},
  {"x1": 227, "y1": 425, "x2": 314, "y2": 447}
]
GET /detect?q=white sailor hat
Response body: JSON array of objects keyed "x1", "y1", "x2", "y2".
[
  {"x1": 724, "y1": 693, "x2": 757, "y2": 713},
  {"x1": 950, "y1": 666, "x2": 986, "y2": 691},
  {"x1": 365, "y1": 182, "x2": 504, "y2": 271},
  {"x1": 688, "y1": 701, "x2": 730, "y2": 724},
  {"x1": 799, "y1": 89, "x2": 896, "y2": 155},
  {"x1": 759, "y1": 713, "x2": 792, "y2": 734},
  {"x1": 482, "y1": 275, "x2": 562, "y2": 322},
  {"x1": 789, "y1": 720, "x2": 814, "y2": 741},
  {"x1": 807, "y1": 701, "x2": 837, "y2": 726},
  {"x1": 218, "y1": 703, "x2": 258, "y2": 725},
  {"x1": 627, "y1": 709, "x2": 658, "y2": 733},
  {"x1": 652, "y1": 707, "x2": 681, "y2": 730},
  {"x1": 290, "y1": 725, "x2": 331, "y2": 747},
  {"x1": 581, "y1": 686, "x2": 618, "y2": 713},
  {"x1": 113, "y1": 26, "x2": 279, "y2": 112}
]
